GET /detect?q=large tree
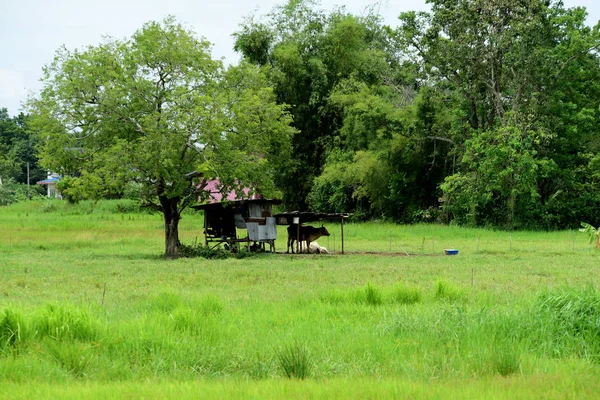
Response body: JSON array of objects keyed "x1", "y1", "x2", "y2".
[
  {"x1": 234, "y1": 0, "x2": 391, "y2": 209},
  {"x1": 29, "y1": 18, "x2": 295, "y2": 257}
]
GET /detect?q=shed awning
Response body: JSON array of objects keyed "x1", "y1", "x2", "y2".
[
  {"x1": 273, "y1": 211, "x2": 350, "y2": 225},
  {"x1": 36, "y1": 178, "x2": 59, "y2": 185}
]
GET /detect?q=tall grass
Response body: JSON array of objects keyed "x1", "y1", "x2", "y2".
[
  {"x1": 0, "y1": 308, "x2": 26, "y2": 352},
  {"x1": 534, "y1": 287, "x2": 600, "y2": 361},
  {"x1": 277, "y1": 340, "x2": 313, "y2": 379},
  {"x1": 34, "y1": 304, "x2": 101, "y2": 341},
  {"x1": 435, "y1": 279, "x2": 467, "y2": 302}
]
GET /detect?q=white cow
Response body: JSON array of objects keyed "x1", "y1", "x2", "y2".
[{"x1": 297, "y1": 241, "x2": 329, "y2": 254}]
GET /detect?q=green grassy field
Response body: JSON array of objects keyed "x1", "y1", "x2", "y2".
[{"x1": 0, "y1": 200, "x2": 599, "y2": 399}]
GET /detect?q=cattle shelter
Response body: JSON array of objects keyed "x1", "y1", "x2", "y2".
[
  {"x1": 192, "y1": 200, "x2": 350, "y2": 254},
  {"x1": 274, "y1": 211, "x2": 350, "y2": 254}
]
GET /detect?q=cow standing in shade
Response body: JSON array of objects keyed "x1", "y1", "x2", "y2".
[{"x1": 286, "y1": 224, "x2": 330, "y2": 253}]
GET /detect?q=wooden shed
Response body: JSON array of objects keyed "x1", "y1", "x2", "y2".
[{"x1": 192, "y1": 199, "x2": 282, "y2": 251}]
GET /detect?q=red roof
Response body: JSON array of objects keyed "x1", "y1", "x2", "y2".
[{"x1": 201, "y1": 179, "x2": 256, "y2": 203}]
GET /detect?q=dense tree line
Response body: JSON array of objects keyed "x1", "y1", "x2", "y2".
[
  {"x1": 235, "y1": 0, "x2": 600, "y2": 229},
  {"x1": 0, "y1": 108, "x2": 45, "y2": 204}
]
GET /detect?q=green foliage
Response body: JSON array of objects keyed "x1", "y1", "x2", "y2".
[
  {"x1": 397, "y1": 1, "x2": 600, "y2": 229},
  {"x1": 236, "y1": 0, "x2": 600, "y2": 228},
  {"x1": 0, "y1": 179, "x2": 43, "y2": 206},
  {"x1": 56, "y1": 176, "x2": 84, "y2": 204},
  {"x1": 442, "y1": 126, "x2": 556, "y2": 228},
  {"x1": 0, "y1": 109, "x2": 45, "y2": 187},
  {"x1": 178, "y1": 243, "x2": 233, "y2": 259},
  {"x1": 579, "y1": 222, "x2": 600, "y2": 249},
  {"x1": 235, "y1": 3, "x2": 392, "y2": 208}
]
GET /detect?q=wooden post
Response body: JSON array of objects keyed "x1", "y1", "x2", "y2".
[
  {"x1": 204, "y1": 212, "x2": 208, "y2": 247},
  {"x1": 341, "y1": 217, "x2": 345, "y2": 254},
  {"x1": 296, "y1": 217, "x2": 300, "y2": 254},
  {"x1": 27, "y1": 162, "x2": 30, "y2": 200}
]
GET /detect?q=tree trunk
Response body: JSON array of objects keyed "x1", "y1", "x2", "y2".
[{"x1": 160, "y1": 195, "x2": 181, "y2": 258}]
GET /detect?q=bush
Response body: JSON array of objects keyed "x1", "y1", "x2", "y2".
[
  {"x1": 0, "y1": 179, "x2": 33, "y2": 206},
  {"x1": 178, "y1": 243, "x2": 231, "y2": 259},
  {"x1": 178, "y1": 242, "x2": 258, "y2": 259}
]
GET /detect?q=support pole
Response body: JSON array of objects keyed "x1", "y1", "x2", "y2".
[
  {"x1": 296, "y1": 218, "x2": 300, "y2": 254},
  {"x1": 341, "y1": 217, "x2": 345, "y2": 254},
  {"x1": 204, "y1": 211, "x2": 208, "y2": 247},
  {"x1": 27, "y1": 162, "x2": 30, "y2": 200}
]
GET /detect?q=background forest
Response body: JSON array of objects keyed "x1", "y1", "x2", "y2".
[{"x1": 4, "y1": 0, "x2": 600, "y2": 230}]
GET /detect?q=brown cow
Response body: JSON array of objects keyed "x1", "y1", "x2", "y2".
[{"x1": 286, "y1": 224, "x2": 330, "y2": 253}]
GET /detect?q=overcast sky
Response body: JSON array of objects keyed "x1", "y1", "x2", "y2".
[{"x1": 1, "y1": 0, "x2": 598, "y2": 116}]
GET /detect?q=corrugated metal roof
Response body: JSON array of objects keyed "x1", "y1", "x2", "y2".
[{"x1": 36, "y1": 178, "x2": 59, "y2": 185}]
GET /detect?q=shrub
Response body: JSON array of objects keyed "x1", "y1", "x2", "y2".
[
  {"x1": 0, "y1": 180, "x2": 31, "y2": 206},
  {"x1": 178, "y1": 243, "x2": 231, "y2": 259},
  {"x1": 179, "y1": 242, "x2": 258, "y2": 259}
]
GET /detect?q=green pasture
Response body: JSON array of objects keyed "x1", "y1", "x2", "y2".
[{"x1": 0, "y1": 200, "x2": 599, "y2": 399}]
